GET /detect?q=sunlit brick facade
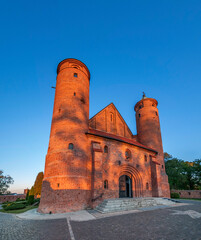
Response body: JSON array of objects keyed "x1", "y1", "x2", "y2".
[{"x1": 38, "y1": 58, "x2": 170, "y2": 213}]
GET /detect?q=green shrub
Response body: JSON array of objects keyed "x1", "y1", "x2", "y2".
[
  {"x1": 4, "y1": 203, "x2": 26, "y2": 210},
  {"x1": 3, "y1": 201, "x2": 11, "y2": 205},
  {"x1": 34, "y1": 198, "x2": 40, "y2": 203},
  {"x1": 2, "y1": 200, "x2": 27, "y2": 210},
  {"x1": 2, "y1": 204, "x2": 8, "y2": 210},
  {"x1": 28, "y1": 195, "x2": 34, "y2": 205},
  {"x1": 171, "y1": 192, "x2": 180, "y2": 198},
  {"x1": 15, "y1": 200, "x2": 27, "y2": 205},
  {"x1": 26, "y1": 190, "x2": 30, "y2": 200},
  {"x1": 16, "y1": 198, "x2": 25, "y2": 202}
]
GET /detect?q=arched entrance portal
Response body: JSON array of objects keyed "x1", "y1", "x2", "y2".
[
  {"x1": 119, "y1": 164, "x2": 143, "y2": 198},
  {"x1": 119, "y1": 175, "x2": 132, "y2": 198}
]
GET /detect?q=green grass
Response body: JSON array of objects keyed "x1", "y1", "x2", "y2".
[
  {"x1": 180, "y1": 198, "x2": 201, "y2": 201},
  {"x1": 0, "y1": 205, "x2": 38, "y2": 214},
  {"x1": 172, "y1": 198, "x2": 201, "y2": 201}
]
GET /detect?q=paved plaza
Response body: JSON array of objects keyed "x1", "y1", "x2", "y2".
[{"x1": 0, "y1": 200, "x2": 201, "y2": 240}]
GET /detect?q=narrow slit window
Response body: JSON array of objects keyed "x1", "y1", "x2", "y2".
[
  {"x1": 104, "y1": 180, "x2": 108, "y2": 189},
  {"x1": 74, "y1": 73, "x2": 78, "y2": 77},
  {"x1": 110, "y1": 113, "x2": 114, "y2": 122},
  {"x1": 104, "y1": 145, "x2": 108, "y2": 153},
  {"x1": 144, "y1": 155, "x2": 147, "y2": 162}
]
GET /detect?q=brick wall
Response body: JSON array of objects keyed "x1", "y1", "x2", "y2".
[
  {"x1": 171, "y1": 190, "x2": 201, "y2": 199},
  {"x1": 0, "y1": 194, "x2": 25, "y2": 203},
  {"x1": 39, "y1": 59, "x2": 170, "y2": 213}
]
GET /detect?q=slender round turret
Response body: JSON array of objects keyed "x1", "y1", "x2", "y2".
[
  {"x1": 39, "y1": 59, "x2": 91, "y2": 213},
  {"x1": 135, "y1": 95, "x2": 162, "y2": 155},
  {"x1": 134, "y1": 93, "x2": 170, "y2": 197}
]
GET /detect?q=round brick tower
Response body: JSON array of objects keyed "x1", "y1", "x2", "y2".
[
  {"x1": 38, "y1": 58, "x2": 91, "y2": 213},
  {"x1": 134, "y1": 93, "x2": 170, "y2": 197}
]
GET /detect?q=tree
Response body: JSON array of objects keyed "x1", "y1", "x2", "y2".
[
  {"x1": 26, "y1": 189, "x2": 30, "y2": 200},
  {"x1": 193, "y1": 159, "x2": 201, "y2": 188},
  {"x1": 164, "y1": 152, "x2": 172, "y2": 161},
  {"x1": 0, "y1": 170, "x2": 14, "y2": 194},
  {"x1": 165, "y1": 153, "x2": 201, "y2": 190},
  {"x1": 29, "y1": 186, "x2": 34, "y2": 196},
  {"x1": 165, "y1": 158, "x2": 188, "y2": 189},
  {"x1": 33, "y1": 172, "x2": 44, "y2": 197}
]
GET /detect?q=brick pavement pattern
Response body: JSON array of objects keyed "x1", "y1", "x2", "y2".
[
  {"x1": 0, "y1": 213, "x2": 70, "y2": 240},
  {"x1": 71, "y1": 200, "x2": 201, "y2": 240},
  {"x1": 0, "y1": 200, "x2": 201, "y2": 240}
]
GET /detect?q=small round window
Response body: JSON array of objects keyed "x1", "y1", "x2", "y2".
[{"x1": 125, "y1": 149, "x2": 131, "y2": 160}]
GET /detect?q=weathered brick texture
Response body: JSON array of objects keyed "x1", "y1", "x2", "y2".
[
  {"x1": 38, "y1": 58, "x2": 170, "y2": 214},
  {"x1": 0, "y1": 194, "x2": 25, "y2": 203},
  {"x1": 171, "y1": 190, "x2": 201, "y2": 199}
]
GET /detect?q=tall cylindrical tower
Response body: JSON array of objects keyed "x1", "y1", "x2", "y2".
[
  {"x1": 134, "y1": 94, "x2": 170, "y2": 197},
  {"x1": 38, "y1": 59, "x2": 91, "y2": 213}
]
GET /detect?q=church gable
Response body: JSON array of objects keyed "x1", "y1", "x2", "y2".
[{"x1": 89, "y1": 103, "x2": 133, "y2": 139}]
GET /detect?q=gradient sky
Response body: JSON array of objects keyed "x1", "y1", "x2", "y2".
[{"x1": 0, "y1": 0, "x2": 201, "y2": 193}]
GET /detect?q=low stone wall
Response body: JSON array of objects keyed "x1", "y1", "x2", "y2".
[
  {"x1": 0, "y1": 194, "x2": 25, "y2": 203},
  {"x1": 171, "y1": 190, "x2": 201, "y2": 199}
]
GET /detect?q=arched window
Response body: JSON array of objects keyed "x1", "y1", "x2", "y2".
[
  {"x1": 110, "y1": 112, "x2": 114, "y2": 122},
  {"x1": 125, "y1": 149, "x2": 131, "y2": 160},
  {"x1": 104, "y1": 180, "x2": 108, "y2": 189},
  {"x1": 139, "y1": 104, "x2": 143, "y2": 109},
  {"x1": 68, "y1": 143, "x2": 74, "y2": 150},
  {"x1": 146, "y1": 182, "x2": 149, "y2": 190},
  {"x1": 104, "y1": 145, "x2": 108, "y2": 153},
  {"x1": 80, "y1": 97, "x2": 85, "y2": 104},
  {"x1": 144, "y1": 155, "x2": 147, "y2": 162}
]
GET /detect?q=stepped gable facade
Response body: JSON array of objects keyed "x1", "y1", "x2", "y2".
[{"x1": 38, "y1": 58, "x2": 170, "y2": 214}]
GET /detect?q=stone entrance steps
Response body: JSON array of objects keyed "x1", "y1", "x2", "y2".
[{"x1": 95, "y1": 198, "x2": 176, "y2": 213}]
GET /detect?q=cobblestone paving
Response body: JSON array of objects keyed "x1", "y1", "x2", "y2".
[
  {"x1": 0, "y1": 200, "x2": 201, "y2": 240},
  {"x1": 72, "y1": 200, "x2": 201, "y2": 240},
  {"x1": 0, "y1": 213, "x2": 70, "y2": 240}
]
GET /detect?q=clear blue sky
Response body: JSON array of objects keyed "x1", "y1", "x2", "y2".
[{"x1": 0, "y1": 0, "x2": 201, "y2": 193}]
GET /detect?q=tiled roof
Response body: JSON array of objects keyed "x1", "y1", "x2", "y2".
[{"x1": 87, "y1": 128, "x2": 158, "y2": 153}]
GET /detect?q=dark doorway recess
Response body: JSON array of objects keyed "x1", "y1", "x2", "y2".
[{"x1": 119, "y1": 175, "x2": 132, "y2": 198}]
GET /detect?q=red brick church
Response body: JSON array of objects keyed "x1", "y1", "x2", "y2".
[{"x1": 38, "y1": 58, "x2": 170, "y2": 213}]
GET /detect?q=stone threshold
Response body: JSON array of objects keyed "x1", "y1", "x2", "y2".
[{"x1": 88, "y1": 202, "x2": 189, "y2": 220}]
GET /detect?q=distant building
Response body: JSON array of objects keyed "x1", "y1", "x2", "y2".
[
  {"x1": 38, "y1": 59, "x2": 170, "y2": 213},
  {"x1": 24, "y1": 188, "x2": 29, "y2": 195}
]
